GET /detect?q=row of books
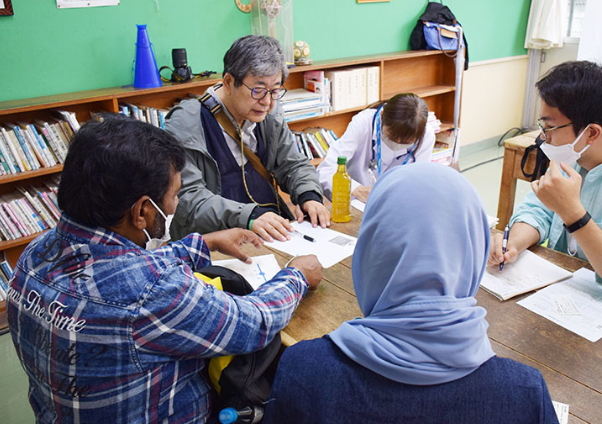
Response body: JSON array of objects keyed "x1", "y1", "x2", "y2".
[
  {"x1": 0, "y1": 255, "x2": 14, "y2": 301},
  {"x1": 325, "y1": 66, "x2": 380, "y2": 112},
  {"x1": 0, "y1": 178, "x2": 60, "y2": 243},
  {"x1": 292, "y1": 128, "x2": 339, "y2": 160},
  {"x1": 0, "y1": 110, "x2": 79, "y2": 175},
  {"x1": 431, "y1": 129, "x2": 456, "y2": 165},
  {"x1": 119, "y1": 103, "x2": 168, "y2": 129}
]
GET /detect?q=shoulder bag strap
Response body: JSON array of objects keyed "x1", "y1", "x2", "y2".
[{"x1": 199, "y1": 93, "x2": 274, "y2": 184}]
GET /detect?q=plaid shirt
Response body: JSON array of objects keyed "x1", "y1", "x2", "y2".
[{"x1": 7, "y1": 215, "x2": 308, "y2": 424}]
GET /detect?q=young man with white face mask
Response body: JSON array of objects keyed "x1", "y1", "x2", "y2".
[
  {"x1": 489, "y1": 61, "x2": 602, "y2": 281},
  {"x1": 7, "y1": 116, "x2": 322, "y2": 424}
]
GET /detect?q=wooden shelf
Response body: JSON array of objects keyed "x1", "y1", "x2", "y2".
[
  {"x1": 0, "y1": 231, "x2": 46, "y2": 251},
  {"x1": 0, "y1": 164, "x2": 63, "y2": 184}
]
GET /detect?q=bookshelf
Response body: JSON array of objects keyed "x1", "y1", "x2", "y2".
[{"x1": 0, "y1": 49, "x2": 461, "y2": 330}]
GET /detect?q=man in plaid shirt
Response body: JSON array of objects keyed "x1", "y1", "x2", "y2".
[{"x1": 7, "y1": 116, "x2": 322, "y2": 424}]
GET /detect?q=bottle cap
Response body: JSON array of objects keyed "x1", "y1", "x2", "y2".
[
  {"x1": 337, "y1": 156, "x2": 347, "y2": 165},
  {"x1": 218, "y1": 407, "x2": 238, "y2": 424}
]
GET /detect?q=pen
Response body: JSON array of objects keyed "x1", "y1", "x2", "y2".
[
  {"x1": 499, "y1": 224, "x2": 509, "y2": 272},
  {"x1": 295, "y1": 230, "x2": 316, "y2": 243}
]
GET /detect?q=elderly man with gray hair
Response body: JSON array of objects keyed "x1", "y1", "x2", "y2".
[{"x1": 166, "y1": 35, "x2": 330, "y2": 242}]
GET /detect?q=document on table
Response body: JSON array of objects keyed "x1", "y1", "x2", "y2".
[
  {"x1": 212, "y1": 254, "x2": 282, "y2": 290},
  {"x1": 351, "y1": 199, "x2": 365, "y2": 212},
  {"x1": 552, "y1": 401, "x2": 569, "y2": 424},
  {"x1": 264, "y1": 221, "x2": 357, "y2": 268},
  {"x1": 518, "y1": 268, "x2": 602, "y2": 342},
  {"x1": 479, "y1": 249, "x2": 573, "y2": 301}
]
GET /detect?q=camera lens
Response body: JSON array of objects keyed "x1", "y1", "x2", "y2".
[{"x1": 172, "y1": 48, "x2": 188, "y2": 68}]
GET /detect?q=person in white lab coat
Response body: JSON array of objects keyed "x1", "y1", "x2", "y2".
[{"x1": 317, "y1": 93, "x2": 436, "y2": 202}]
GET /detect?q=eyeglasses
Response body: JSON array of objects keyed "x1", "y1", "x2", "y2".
[
  {"x1": 241, "y1": 82, "x2": 287, "y2": 100},
  {"x1": 537, "y1": 119, "x2": 573, "y2": 140}
]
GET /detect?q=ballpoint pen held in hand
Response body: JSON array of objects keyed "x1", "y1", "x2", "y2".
[{"x1": 500, "y1": 224, "x2": 509, "y2": 272}]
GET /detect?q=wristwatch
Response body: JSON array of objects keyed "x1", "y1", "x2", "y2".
[{"x1": 563, "y1": 211, "x2": 591, "y2": 233}]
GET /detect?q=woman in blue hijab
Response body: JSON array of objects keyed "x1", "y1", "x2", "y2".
[{"x1": 263, "y1": 163, "x2": 558, "y2": 424}]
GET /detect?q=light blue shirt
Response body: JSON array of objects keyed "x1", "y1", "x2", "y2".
[{"x1": 510, "y1": 162, "x2": 602, "y2": 281}]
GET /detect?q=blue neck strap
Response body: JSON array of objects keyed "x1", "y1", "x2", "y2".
[{"x1": 371, "y1": 106, "x2": 416, "y2": 177}]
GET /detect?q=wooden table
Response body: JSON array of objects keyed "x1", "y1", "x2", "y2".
[
  {"x1": 224, "y1": 209, "x2": 602, "y2": 424},
  {"x1": 496, "y1": 130, "x2": 539, "y2": 231}
]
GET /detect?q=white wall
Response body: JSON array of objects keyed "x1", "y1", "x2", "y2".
[{"x1": 460, "y1": 56, "x2": 528, "y2": 146}]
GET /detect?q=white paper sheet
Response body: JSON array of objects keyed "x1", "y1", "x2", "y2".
[
  {"x1": 264, "y1": 221, "x2": 357, "y2": 268},
  {"x1": 212, "y1": 254, "x2": 282, "y2": 291},
  {"x1": 518, "y1": 268, "x2": 602, "y2": 342},
  {"x1": 57, "y1": 0, "x2": 119, "y2": 8},
  {"x1": 351, "y1": 199, "x2": 365, "y2": 212},
  {"x1": 480, "y1": 249, "x2": 572, "y2": 300},
  {"x1": 552, "y1": 401, "x2": 569, "y2": 424}
]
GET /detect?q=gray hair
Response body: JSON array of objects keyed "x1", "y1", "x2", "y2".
[{"x1": 223, "y1": 35, "x2": 289, "y2": 86}]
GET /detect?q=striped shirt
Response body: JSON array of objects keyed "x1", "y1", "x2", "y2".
[{"x1": 7, "y1": 215, "x2": 308, "y2": 424}]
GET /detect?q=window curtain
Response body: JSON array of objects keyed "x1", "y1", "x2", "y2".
[{"x1": 524, "y1": 0, "x2": 566, "y2": 49}]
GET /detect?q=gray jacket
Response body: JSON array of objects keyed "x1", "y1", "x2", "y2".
[{"x1": 165, "y1": 98, "x2": 323, "y2": 239}]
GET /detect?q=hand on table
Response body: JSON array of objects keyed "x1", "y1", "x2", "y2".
[
  {"x1": 203, "y1": 228, "x2": 263, "y2": 264},
  {"x1": 295, "y1": 200, "x2": 331, "y2": 228},
  {"x1": 351, "y1": 185, "x2": 372, "y2": 203},
  {"x1": 288, "y1": 254, "x2": 323, "y2": 290},
  {"x1": 252, "y1": 212, "x2": 294, "y2": 242}
]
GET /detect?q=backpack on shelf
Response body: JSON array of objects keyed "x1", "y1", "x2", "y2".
[{"x1": 410, "y1": 1, "x2": 470, "y2": 69}]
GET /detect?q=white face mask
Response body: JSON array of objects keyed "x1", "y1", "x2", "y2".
[
  {"x1": 143, "y1": 198, "x2": 174, "y2": 250},
  {"x1": 540, "y1": 124, "x2": 591, "y2": 168},
  {"x1": 381, "y1": 132, "x2": 413, "y2": 152}
]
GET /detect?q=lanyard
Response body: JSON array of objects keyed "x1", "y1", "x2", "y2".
[{"x1": 370, "y1": 106, "x2": 416, "y2": 182}]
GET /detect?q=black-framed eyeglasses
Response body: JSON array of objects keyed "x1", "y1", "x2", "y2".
[
  {"x1": 537, "y1": 119, "x2": 573, "y2": 141},
  {"x1": 241, "y1": 82, "x2": 287, "y2": 100}
]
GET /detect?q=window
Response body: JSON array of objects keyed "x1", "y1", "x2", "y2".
[{"x1": 566, "y1": 0, "x2": 587, "y2": 38}]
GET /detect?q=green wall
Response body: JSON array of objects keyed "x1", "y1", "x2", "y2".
[{"x1": 0, "y1": 0, "x2": 530, "y2": 102}]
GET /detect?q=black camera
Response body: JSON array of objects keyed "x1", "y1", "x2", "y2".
[{"x1": 171, "y1": 48, "x2": 193, "y2": 82}]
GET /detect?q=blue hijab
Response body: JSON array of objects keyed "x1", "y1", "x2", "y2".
[{"x1": 330, "y1": 163, "x2": 494, "y2": 385}]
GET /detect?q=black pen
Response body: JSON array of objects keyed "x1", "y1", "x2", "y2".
[
  {"x1": 295, "y1": 230, "x2": 316, "y2": 243},
  {"x1": 499, "y1": 225, "x2": 509, "y2": 272}
]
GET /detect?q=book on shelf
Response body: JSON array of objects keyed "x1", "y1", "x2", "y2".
[
  {"x1": 303, "y1": 70, "x2": 331, "y2": 108},
  {"x1": 283, "y1": 105, "x2": 329, "y2": 123},
  {"x1": 52, "y1": 110, "x2": 81, "y2": 133},
  {"x1": 0, "y1": 180, "x2": 60, "y2": 242},
  {"x1": 5, "y1": 123, "x2": 39, "y2": 171},
  {"x1": 303, "y1": 132, "x2": 325, "y2": 158},
  {"x1": 118, "y1": 103, "x2": 168, "y2": 130},
  {"x1": 281, "y1": 89, "x2": 326, "y2": 111},
  {"x1": 0, "y1": 117, "x2": 75, "y2": 176},
  {"x1": 427, "y1": 111, "x2": 442, "y2": 134},
  {"x1": 0, "y1": 254, "x2": 13, "y2": 301},
  {"x1": 325, "y1": 66, "x2": 380, "y2": 112}
]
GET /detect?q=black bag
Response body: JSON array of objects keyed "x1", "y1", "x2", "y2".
[
  {"x1": 521, "y1": 135, "x2": 549, "y2": 181},
  {"x1": 200, "y1": 266, "x2": 281, "y2": 422},
  {"x1": 410, "y1": 1, "x2": 470, "y2": 70}
]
